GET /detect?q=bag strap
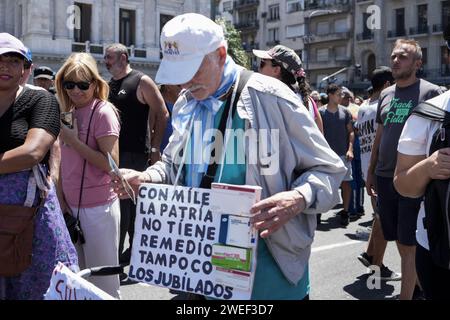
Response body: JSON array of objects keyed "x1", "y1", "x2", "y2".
[
  {"x1": 411, "y1": 101, "x2": 450, "y2": 123},
  {"x1": 199, "y1": 69, "x2": 253, "y2": 189},
  {"x1": 76, "y1": 100, "x2": 102, "y2": 221}
]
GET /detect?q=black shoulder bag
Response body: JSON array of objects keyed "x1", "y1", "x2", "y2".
[{"x1": 410, "y1": 101, "x2": 450, "y2": 269}]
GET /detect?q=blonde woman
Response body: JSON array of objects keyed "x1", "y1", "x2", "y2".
[{"x1": 55, "y1": 53, "x2": 121, "y2": 298}]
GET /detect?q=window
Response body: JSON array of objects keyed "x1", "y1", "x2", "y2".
[
  {"x1": 395, "y1": 8, "x2": 406, "y2": 36},
  {"x1": 334, "y1": 19, "x2": 348, "y2": 33},
  {"x1": 74, "y1": 2, "x2": 92, "y2": 43},
  {"x1": 417, "y1": 4, "x2": 427, "y2": 32},
  {"x1": 316, "y1": 48, "x2": 329, "y2": 62},
  {"x1": 268, "y1": 28, "x2": 279, "y2": 42},
  {"x1": 442, "y1": 46, "x2": 450, "y2": 76},
  {"x1": 334, "y1": 46, "x2": 347, "y2": 59},
  {"x1": 223, "y1": 1, "x2": 233, "y2": 12},
  {"x1": 286, "y1": 0, "x2": 304, "y2": 13},
  {"x1": 160, "y1": 14, "x2": 174, "y2": 33},
  {"x1": 119, "y1": 9, "x2": 136, "y2": 47},
  {"x1": 286, "y1": 24, "x2": 304, "y2": 38},
  {"x1": 269, "y1": 5, "x2": 280, "y2": 21},
  {"x1": 417, "y1": 47, "x2": 428, "y2": 77},
  {"x1": 421, "y1": 47, "x2": 428, "y2": 66},
  {"x1": 316, "y1": 22, "x2": 329, "y2": 35},
  {"x1": 160, "y1": 14, "x2": 174, "y2": 59},
  {"x1": 443, "y1": 1, "x2": 450, "y2": 31},
  {"x1": 240, "y1": 11, "x2": 257, "y2": 24},
  {"x1": 362, "y1": 12, "x2": 371, "y2": 35}
]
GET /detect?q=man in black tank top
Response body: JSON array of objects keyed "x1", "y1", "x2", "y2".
[{"x1": 105, "y1": 43, "x2": 169, "y2": 264}]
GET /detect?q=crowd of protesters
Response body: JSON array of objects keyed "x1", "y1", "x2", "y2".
[{"x1": 1, "y1": 14, "x2": 450, "y2": 301}]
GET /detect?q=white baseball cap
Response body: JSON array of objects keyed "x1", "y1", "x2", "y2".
[
  {"x1": 155, "y1": 13, "x2": 226, "y2": 85},
  {"x1": 0, "y1": 33, "x2": 27, "y2": 58}
]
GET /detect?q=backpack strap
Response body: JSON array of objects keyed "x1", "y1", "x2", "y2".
[{"x1": 411, "y1": 101, "x2": 450, "y2": 123}]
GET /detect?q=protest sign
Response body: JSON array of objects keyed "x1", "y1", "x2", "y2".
[
  {"x1": 44, "y1": 262, "x2": 115, "y2": 300},
  {"x1": 128, "y1": 183, "x2": 261, "y2": 300}
]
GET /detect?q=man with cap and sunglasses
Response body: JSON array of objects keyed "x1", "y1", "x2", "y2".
[{"x1": 113, "y1": 13, "x2": 345, "y2": 300}]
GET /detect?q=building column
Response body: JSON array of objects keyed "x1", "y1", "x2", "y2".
[
  {"x1": 144, "y1": 0, "x2": 159, "y2": 61},
  {"x1": 91, "y1": 1, "x2": 100, "y2": 44},
  {"x1": 136, "y1": 2, "x2": 144, "y2": 48},
  {"x1": 24, "y1": 0, "x2": 51, "y2": 37},
  {"x1": 374, "y1": 0, "x2": 386, "y2": 66},
  {"x1": 144, "y1": 0, "x2": 156, "y2": 47},
  {"x1": 102, "y1": 0, "x2": 115, "y2": 44}
]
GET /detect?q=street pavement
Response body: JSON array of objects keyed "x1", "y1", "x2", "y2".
[{"x1": 119, "y1": 193, "x2": 402, "y2": 300}]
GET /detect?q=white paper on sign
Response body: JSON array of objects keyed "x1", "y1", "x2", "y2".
[
  {"x1": 44, "y1": 262, "x2": 115, "y2": 300},
  {"x1": 129, "y1": 183, "x2": 260, "y2": 300}
]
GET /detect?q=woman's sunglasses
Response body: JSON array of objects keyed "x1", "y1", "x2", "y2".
[
  {"x1": 260, "y1": 59, "x2": 280, "y2": 69},
  {"x1": 63, "y1": 81, "x2": 91, "y2": 91}
]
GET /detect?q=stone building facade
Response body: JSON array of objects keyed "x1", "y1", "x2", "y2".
[{"x1": 0, "y1": 0, "x2": 211, "y2": 79}]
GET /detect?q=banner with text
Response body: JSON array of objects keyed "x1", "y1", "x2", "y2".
[
  {"x1": 44, "y1": 262, "x2": 115, "y2": 300},
  {"x1": 129, "y1": 183, "x2": 260, "y2": 300}
]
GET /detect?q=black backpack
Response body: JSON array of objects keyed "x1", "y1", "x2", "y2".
[{"x1": 411, "y1": 101, "x2": 450, "y2": 269}]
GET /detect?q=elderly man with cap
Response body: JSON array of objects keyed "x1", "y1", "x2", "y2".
[
  {"x1": 113, "y1": 13, "x2": 345, "y2": 300},
  {"x1": 253, "y1": 45, "x2": 323, "y2": 134},
  {"x1": 33, "y1": 66, "x2": 55, "y2": 93}
]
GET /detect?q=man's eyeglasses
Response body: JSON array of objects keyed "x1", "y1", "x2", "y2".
[{"x1": 63, "y1": 81, "x2": 92, "y2": 91}]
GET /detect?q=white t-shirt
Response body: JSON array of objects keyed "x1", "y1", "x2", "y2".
[
  {"x1": 356, "y1": 99, "x2": 378, "y2": 181},
  {"x1": 398, "y1": 90, "x2": 450, "y2": 250}
]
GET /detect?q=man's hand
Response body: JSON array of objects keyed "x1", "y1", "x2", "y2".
[
  {"x1": 148, "y1": 151, "x2": 161, "y2": 166},
  {"x1": 346, "y1": 150, "x2": 354, "y2": 162},
  {"x1": 111, "y1": 169, "x2": 148, "y2": 200},
  {"x1": 427, "y1": 148, "x2": 450, "y2": 180},
  {"x1": 365, "y1": 171, "x2": 377, "y2": 196},
  {"x1": 250, "y1": 190, "x2": 306, "y2": 238}
]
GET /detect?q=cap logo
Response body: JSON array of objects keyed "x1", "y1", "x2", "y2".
[{"x1": 164, "y1": 41, "x2": 180, "y2": 56}]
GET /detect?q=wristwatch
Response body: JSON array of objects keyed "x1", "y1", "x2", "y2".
[{"x1": 150, "y1": 147, "x2": 160, "y2": 153}]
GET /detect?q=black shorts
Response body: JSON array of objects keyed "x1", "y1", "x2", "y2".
[{"x1": 376, "y1": 176, "x2": 421, "y2": 246}]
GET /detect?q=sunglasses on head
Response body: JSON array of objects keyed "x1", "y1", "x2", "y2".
[{"x1": 63, "y1": 81, "x2": 91, "y2": 91}]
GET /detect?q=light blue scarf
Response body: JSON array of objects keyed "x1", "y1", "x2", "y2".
[{"x1": 172, "y1": 56, "x2": 241, "y2": 187}]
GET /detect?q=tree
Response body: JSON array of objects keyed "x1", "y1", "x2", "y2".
[{"x1": 216, "y1": 18, "x2": 250, "y2": 69}]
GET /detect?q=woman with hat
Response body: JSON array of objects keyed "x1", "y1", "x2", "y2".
[
  {"x1": 253, "y1": 45, "x2": 323, "y2": 134},
  {"x1": 0, "y1": 33, "x2": 78, "y2": 300}
]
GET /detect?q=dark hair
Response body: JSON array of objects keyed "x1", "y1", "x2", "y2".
[
  {"x1": 277, "y1": 64, "x2": 311, "y2": 106},
  {"x1": 326, "y1": 84, "x2": 341, "y2": 95},
  {"x1": 320, "y1": 94, "x2": 328, "y2": 105},
  {"x1": 105, "y1": 43, "x2": 130, "y2": 64},
  {"x1": 371, "y1": 66, "x2": 394, "y2": 91}
]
